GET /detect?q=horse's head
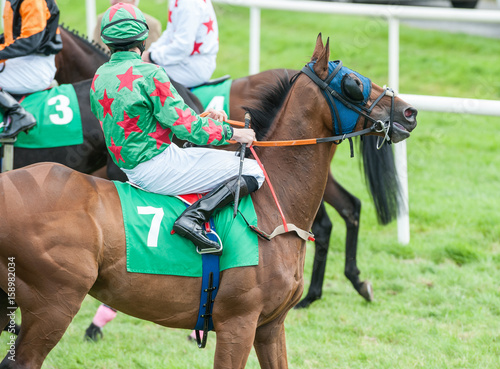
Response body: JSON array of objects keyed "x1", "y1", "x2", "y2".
[{"x1": 308, "y1": 34, "x2": 417, "y2": 144}]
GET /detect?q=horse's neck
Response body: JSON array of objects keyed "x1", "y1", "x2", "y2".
[
  {"x1": 59, "y1": 31, "x2": 109, "y2": 82},
  {"x1": 255, "y1": 82, "x2": 332, "y2": 232}
]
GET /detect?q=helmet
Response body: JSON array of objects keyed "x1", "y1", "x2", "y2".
[{"x1": 101, "y1": 3, "x2": 149, "y2": 51}]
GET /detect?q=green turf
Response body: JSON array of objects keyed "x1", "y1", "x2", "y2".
[{"x1": 1, "y1": 2, "x2": 500, "y2": 368}]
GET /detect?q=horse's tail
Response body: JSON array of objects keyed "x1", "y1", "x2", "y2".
[{"x1": 359, "y1": 136, "x2": 403, "y2": 225}]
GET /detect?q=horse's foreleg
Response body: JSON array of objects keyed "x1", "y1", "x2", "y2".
[
  {"x1": 295, "y1": 202, "x2": 331, "y2": 309},
  {"x1": 323, "y1": 174, "x2": 373, "y2": 302},
  {"x1": 254, "y1": 321, "x2": 288, "y2": 369},
  {"x1": 213, "y1": 316, "x2": 258, "y2": 369}
]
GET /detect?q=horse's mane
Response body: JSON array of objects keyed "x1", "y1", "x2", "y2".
[
  {"x1": 59, "y1": 23, "x2": 110, "y2": 59},
  {"x1": 243, "y1": 70, "x2": 298, "y2": 141}
]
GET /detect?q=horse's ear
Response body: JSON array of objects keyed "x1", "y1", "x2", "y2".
[
  {"x1": 311, "y1": 33, "x2": 324, "y2": 62},
  {"x1": 313, "y1": 36, "x2": 330, "y2": 80}
]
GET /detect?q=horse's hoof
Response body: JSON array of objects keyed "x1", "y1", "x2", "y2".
[
  {"x1": 84, "y1": 323, "x2": 103, "y2": 342},
  {"x1": 294, "y1": 295, "x2": 319, "y2": 309},
  {"x1": 359, "y1": 281, "x2": 373, "y2": 302}
]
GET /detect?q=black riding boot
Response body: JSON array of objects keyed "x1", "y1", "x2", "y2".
[
  {"x1": 173, "y1": 176, "x2": 258, "y2": 255},
  {"x1": 0, "y1": 89, "x2": 36, "y2": 139}
]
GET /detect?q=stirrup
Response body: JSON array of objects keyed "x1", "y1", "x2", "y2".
[
  {"x1": 196, "y1": 244, "x2": 223, "y2": 256},
  {"x1": 196, "y1": 230, "x2": 223, "y2": 256}
]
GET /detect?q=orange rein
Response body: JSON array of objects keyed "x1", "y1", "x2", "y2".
[{"x1": 200, "y1": 112, "x2": 319, "y2": 147}]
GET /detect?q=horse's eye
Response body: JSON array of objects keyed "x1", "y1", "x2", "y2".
[{"x1": 341, "y1": 75, "x2": 364, "y2": 102}]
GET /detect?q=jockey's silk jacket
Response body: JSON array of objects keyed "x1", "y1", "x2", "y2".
[
  {"x1": 90, "y1": 52, "x2": 233, "y2": 170},
  {"x1": 0, "y1": 0, "x2": 62, "y2": 61},
  {"x1": 148, "y1": 0, "x2": 218, "y2": 68}
]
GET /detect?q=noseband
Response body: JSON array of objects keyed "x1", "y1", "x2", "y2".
[{"x1": 301, "y1": 61, "x2": 396, "y2": 149}]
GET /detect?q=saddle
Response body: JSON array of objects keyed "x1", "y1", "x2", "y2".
[{"x1": 192, "y1": 74, "x2": 231, "y2": 88}]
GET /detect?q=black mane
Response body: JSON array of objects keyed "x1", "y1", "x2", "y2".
[
  {"x1": 59, "y1": 23, "x2": 110, "y2": 59},
  {"x1": 243, "y1": 70, "x2": 298, "y2": 140}
]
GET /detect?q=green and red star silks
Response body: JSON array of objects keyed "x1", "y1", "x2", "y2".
[{"x1": 90, "y1": 51, "x2": 233, "y2": 170}]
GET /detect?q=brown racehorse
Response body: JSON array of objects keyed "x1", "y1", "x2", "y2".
[
  {"x1": 0, "y1": 35, "x2": 417, "y2": 368},
  {"x1": 55, "y1": 26, "x2": 403, "y2": 305}
]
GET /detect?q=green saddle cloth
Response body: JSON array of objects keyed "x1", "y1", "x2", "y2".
[
  {"x1": 191, "y1": 78, "x2": 232, "y2": 117},
  {"x1": 114, "y1": 181, "x2": 259, "y2": 277},
  {"x1": 0, "y1": 84, "x2": 83, "y2": 148}
]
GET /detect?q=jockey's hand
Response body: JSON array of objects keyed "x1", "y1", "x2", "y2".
[
  {"x1": 204, "y1": 108, "x2": 227, "y2": 122},
  {"x1": 231, "y1": 128, "x2": 256, "y2": 145},
  {"x1": 141, "y1": 51, "x2": 151, "y2": 63}
]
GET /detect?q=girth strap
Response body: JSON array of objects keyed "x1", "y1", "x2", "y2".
[{"x1": 193, "y1": 217, "x2": 221, "y2": 348}]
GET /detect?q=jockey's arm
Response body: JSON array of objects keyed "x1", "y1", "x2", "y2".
[{"x1": 148, "y1": 69, "x2": 233, "y2": 146}]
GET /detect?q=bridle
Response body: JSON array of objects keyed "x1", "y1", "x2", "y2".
[{"x1": 301, "y1": 60, "x2": 396, "y2": 149}]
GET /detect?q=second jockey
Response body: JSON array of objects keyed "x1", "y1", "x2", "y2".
[
  {"x1": 142, "y1": 0, "x2": 219, "y2": 88},
  {"x1": 0, "y1": 0, "x2": 62, "y2": 139}
]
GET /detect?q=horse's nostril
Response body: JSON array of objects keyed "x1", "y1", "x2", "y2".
[{"x1": 404, "y1": 107, "x2": 417, "y2": 119}]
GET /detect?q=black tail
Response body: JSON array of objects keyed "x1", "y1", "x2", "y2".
[{"x1": 359, "y1": 136, "x2": 403, "y2": 225}]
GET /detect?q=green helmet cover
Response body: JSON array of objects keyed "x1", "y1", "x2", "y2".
[{"x1": 101, "y1": 3, "x2": 149, "y2": 49}]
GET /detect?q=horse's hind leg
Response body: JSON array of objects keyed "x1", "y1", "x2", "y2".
[
  {"x1": 0, "y1": 280, "x2": 92, "y2": 369},
  {"x1": 323, "y1": 174, "x2": 373, "y2": 302},
  {"x1": 0, "y1": 295, "x2": 86, "y2": 369},
  {"x1": 295, "y1": 202, "x2": 332, "y2": 309}
]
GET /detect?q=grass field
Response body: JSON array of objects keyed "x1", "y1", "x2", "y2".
[{"x1": 2, "y1": 1, "x2": 500, "y2": 368}]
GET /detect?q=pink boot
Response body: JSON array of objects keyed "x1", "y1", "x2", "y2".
[{"x1": 84, "y1": 304, "x2": 118, "y2": 342}]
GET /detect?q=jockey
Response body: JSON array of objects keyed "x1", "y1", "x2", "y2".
[
  {"x1": 0, "y1": 0, "x2": 62, "y2": 139},
  {"x1": 141, "y1": 0, "x2": 219, "y2": 88},
  {"x1": 91, "y1": 3, "x2": 264, "y2": 254}
]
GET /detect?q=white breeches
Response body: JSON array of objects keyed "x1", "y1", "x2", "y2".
[
  {"x1": 160, "y1": 55, "x2": 216, "y2": 88},
  {"x1": 122, "y1": 143, "x2": 265, "y2": 196},
  {"x1": 0, "y1": 54, "x2": 57, "y2": 94}
]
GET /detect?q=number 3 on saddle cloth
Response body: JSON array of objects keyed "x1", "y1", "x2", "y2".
[
  {"x1": 114, "y1": 181, "x2": 260, "y2": 344},
  {"x1": 0, "y1": 85, "x2": 83, "y2": 148}
]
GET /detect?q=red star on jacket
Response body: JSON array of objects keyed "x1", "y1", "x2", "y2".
[
  {"x1": 150, "y1": 78, "x2": 175, "y2": 106},
  {"x1": 202, "y1": 118, "x2": 223, "y2": 144},
  {"x1": 108, "y1": 137, "x2": 124, "y2": 163},
  {"x1": 203, "y1": 19, "x2": 214, "y2": 34},
  {"x1": 99, "y1": 90, "x2": 114, "y2": 118},
  {"x1": 117, "y1": 111, "x2": 142, "y2": 139},
  {"x1": 173, "y1": 107, "x2": 197, "y2": 133},
  {"x1": 116, "y1": 67, "x2": 142, "y2": 92},
  {"x1": 148, "y1": 122, "x2": 172, "y2": 149},
  {"x1": 109, "y1": 3, "x2": 136, "y2": 20},
  {"x1": 191, "y1": 41, "x2": 203, "y2": 55},
  {"x1": 91, "y1": 74, "x2": 99, "y2": 92}
]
